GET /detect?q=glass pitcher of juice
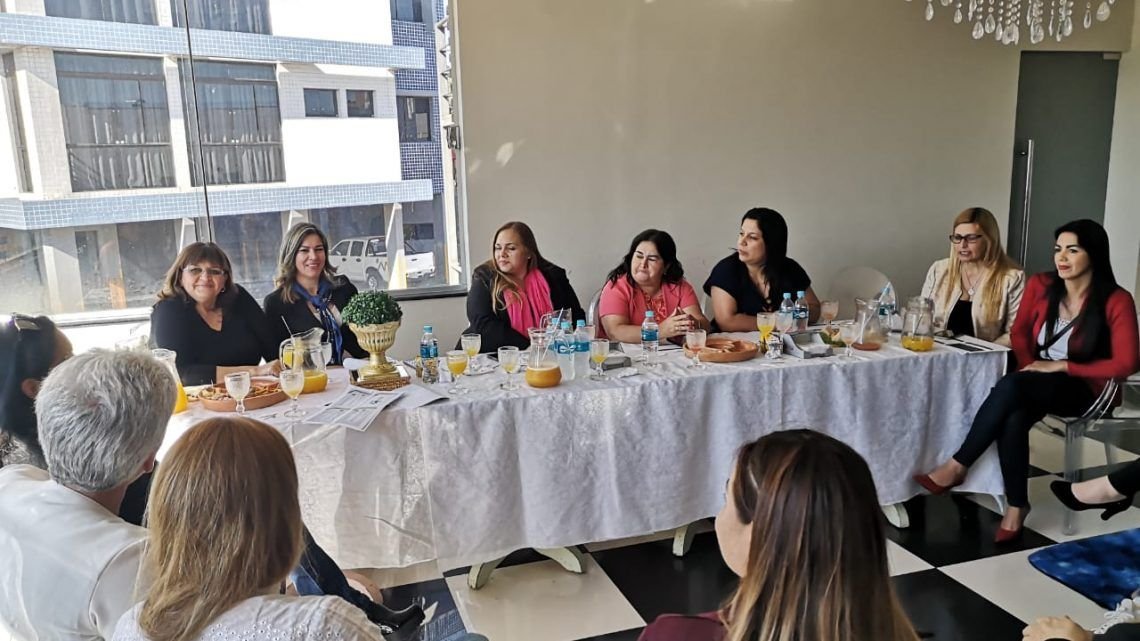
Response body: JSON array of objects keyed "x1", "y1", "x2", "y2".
[
  {"x1": 902, "y1": 297, "x2": 935, "y2": 352},
  {"x1": 151, "y1": 348, "x2": 188, "y2": 413},
  {"x1": 279, "y1": 328, "x2": 328, "y2": 394}
]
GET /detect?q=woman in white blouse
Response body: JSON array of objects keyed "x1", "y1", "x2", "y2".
[
  {"x1": 920, "y1": 207, "x2": 1025, "y2": 346},
  {"x1": 112, "y1": 416, "x2": 383, "y2": 641}
]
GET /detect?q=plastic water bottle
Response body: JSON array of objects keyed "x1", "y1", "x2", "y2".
[
  {"x1": 779, "y1": 292, "x2": 795, "y2": 321},
  {"x1": 557, "y1": 321, "x2": 576, "y2": 381},
  {"x1": 573, "y1": 320, "x2": 590, "y2": 378},
  {"x1": 793, "y1": 290, "x2": 809, "y2": 332},
  {"x1": 419, "y1": 325, "x2": 439, "y2": 384},
  {"x1": 877, "y1": 282, "x2": 897, "y2": 332},
  {"x1": 641, "y1": 311, "x2": 659, "y2": 365}
]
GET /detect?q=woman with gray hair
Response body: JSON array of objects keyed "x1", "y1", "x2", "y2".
[
  {"x1": 0, "y1": 348, "x2": 175, "y2": 641},
  {"x1": 263, "y1": 222, "x2": 368, "y2": 366}
]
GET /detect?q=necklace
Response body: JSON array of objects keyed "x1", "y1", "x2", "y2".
[{"x1": 961, "y1": 267, "x2": 979, "y2": 298}]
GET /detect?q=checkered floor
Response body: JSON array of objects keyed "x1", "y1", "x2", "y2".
[{"x1": 361, "y1": 431, "x2": 1140, "y2": 641}]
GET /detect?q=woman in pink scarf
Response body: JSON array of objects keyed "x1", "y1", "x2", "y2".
[{"x1": 460, "y1": 222, "x2": 585, "y2": 353}]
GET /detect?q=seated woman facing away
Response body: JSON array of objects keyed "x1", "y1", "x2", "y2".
[
  {"x1": 703, "y1": 207, "x2": 819, "y2": 332},
  {"x1": 640, "y1": 429, "x2": 919, "y2": 641},
  {"x1": 150, "y1": 242, "x2": 280, "y2": 385},
  {"x1": 921, "y1": 207, "x2": 1025, "y2": 345},
  {"x1": 264, "y1": 222, "x2": 368, "y2": 366},
  {"x1": 915, "y1": 219, "x2": 1140, "y2": 542},
  {"x1": 598, "y1": 229, "x2": 709, "y2": 342},
  {"x1": 461, "y1": 221, "x2": 584, "y2": 353},
  {"x1": 0, "y1": 314, "x2": 72, "y2": 469},
  {"x1": 112, "y1": 417, "x2": 384, "y2": 641}
]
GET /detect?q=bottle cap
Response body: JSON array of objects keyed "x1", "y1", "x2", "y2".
[
  {"x1": 646, "y1": 311, "x2": 655, "y2": 318},
  {"x1": 562, "y1": 321, "x2": 572, "y2": 329},
  {"x1": 783, "y1": 292, "x2": 792, "y2": 299},
  {"x1": 576, "y1": 320, "x2": 585, "y2": 327},
  {"x1": 796, "y1": 291, "x2": 805, "y2": 297},
  {"x1": 423, "y1": 325, "x2": 433, "y2": 332}
]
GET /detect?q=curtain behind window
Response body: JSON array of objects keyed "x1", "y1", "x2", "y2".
[
  {"x1": 45, "y1": 0, "x2": 157, "y2": 25},
  {"x1": 171, "y1": 0, "x2": 271, "y2": 34}
]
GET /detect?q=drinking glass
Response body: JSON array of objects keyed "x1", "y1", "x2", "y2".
[
  {"x1": 446, "y1": 350, "x2": 469, "y2": 395},
  {"x1": 321, "y1": 342, "x2": 333, "y2": 366},
  {"x1": 280, "y1": 370, "x2": 305, "y2": 419},
  {"x1": 589, "y1": 339, "x2": 610, "y2": 381},
  {"x1": 461, "y1": 333, "x2": 482, "y2": 358},
  {"x1": 756, "y1": 312, "x2": 776, "y2": 343},
  {"x1": 498, "y1": 346, "x2": 520, "y2": 391},
  {"x1": 685, "y1": 329, "x2": 707, "y2": 369},
  {"x1": 820, "y1": 300, "x2": 839, "y2": 327},
  {"x1": 776, "y1": 310, "x2": 795, "y2": 336},
  {"x1": 838, "y1": 322, "x2": 860, "y2": 361},
  {"x1": 224, "y1": 371, "x2": 252, "y2": 414}
]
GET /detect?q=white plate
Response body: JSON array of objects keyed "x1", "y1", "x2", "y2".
[{"x1": 464, "y1": 355, "x2": 498, "y2": 376}]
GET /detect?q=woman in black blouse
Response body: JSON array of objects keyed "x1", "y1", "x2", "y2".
[
  {"x1": 703, "y1": 207, "x2": 820, "y2": 332},
  {"x1": 461, "y1": 221, "x2": 585, "y2": 354},
  {"x1": 151, "y1": 242, "x2": 280, "y2": 385},
  {"x1": 263, "y1": 222, "x2": 367, "y2": 365}
]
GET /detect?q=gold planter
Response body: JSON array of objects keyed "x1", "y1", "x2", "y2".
[{"x1": 349, "y1": 321, "x2": 401, "y2": 381}]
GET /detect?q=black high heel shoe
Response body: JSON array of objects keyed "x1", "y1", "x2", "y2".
[{"x1": 1050, "y1": 480, "x2": 1134, "y2": 521}]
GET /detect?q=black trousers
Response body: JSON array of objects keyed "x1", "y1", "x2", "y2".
[
  {"x1": 1108, "y1": 460, "x2": 1140, "y2": 497},
  {"x1": 954, "y1": 371, "x2": 1095, "y2": 508}
]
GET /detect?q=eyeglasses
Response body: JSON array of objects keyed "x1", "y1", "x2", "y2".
[
  {"x1": 183, "y1": 266, "x2": 227, "y2": 279},
  {"x1": 6, "y1": 312, "x2": 39, "y2": 334},
  {"x1": 949, "y1": 234, "x2": 984, "y2": 245}
]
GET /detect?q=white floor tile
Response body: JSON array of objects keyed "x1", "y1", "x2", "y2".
[
  {"x1": 942, "y1": 549, "x2": 1108, "y2": 629},
  {"x1": 887, "y1": 540, "x2": 932, "y2": 576},
  {"x1": 355, "y1": 561, "x2": 445, "y2": 590},
  {"x1": 444, "y1": 556, "x2": 645, "y2": 641},
  {"x1": 1030, "y1": 430, "x2": 1138, "y2": 475},
  {"x1": 967, "y1": 476, "x2": 1140, "y2": 543}
]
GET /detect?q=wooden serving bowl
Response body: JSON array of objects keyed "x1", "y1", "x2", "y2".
[
  {"x1": 683, "y1": 337, "x2": 760, "y2": 363},
  {"x1": 199, "y1": 378, "x2": 287, "y2": 413}
]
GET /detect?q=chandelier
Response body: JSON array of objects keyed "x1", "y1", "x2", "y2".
[{"x1": 911, "y1": 0, "x2": 1118, "y2": 45}]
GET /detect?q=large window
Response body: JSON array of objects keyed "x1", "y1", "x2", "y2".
[
  {"x1": 171, "y1": 0, "x2": 271, "y2": 34},
  {"x1": 55, "y1": 53, "x2": 175, "y2": 192},
  {"x1": 397, "y1": 96, "x2": 433, "y2": 142},
  {"x1": 346, "y1": 90, "x2": 375, "y2": 118},
  {"x1": 390, "y1": 0, "x2": 424, "y2": 23},
  {"x1": 180, "y1": 60, "x2": 284, "y2": 186},
  {"x1": 304, "y1": 89, "x2": 338, "y2": 118},
  {"x1": 45, "y1": 0, "x2": 157, "y2": 25}
]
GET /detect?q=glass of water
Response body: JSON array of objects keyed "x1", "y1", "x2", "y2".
[
  {"x1": 279, "y1": 369, "x2": 305, "y2": 419},
  {"x1": 224, "y1": 371, "x2": 252, "y2": 414}
]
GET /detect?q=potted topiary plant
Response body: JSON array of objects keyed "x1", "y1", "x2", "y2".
[{"x1": 341, "y1": 290, "x2": 403, "y2": 380}]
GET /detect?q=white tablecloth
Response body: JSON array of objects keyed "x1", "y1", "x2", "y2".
[{"x1": 165, "y1": 334, "x2": 1007, "y2": 571}]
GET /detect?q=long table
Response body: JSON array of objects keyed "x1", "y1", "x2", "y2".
[{"x1": 164, "y1": 333, "x2": 1007, "y2": 571}]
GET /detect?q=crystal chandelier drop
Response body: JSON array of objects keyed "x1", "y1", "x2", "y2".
[{"x1": 910, "y1": 0, "x2": 1117, "y2": 45}]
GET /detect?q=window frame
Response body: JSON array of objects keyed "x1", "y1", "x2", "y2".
[
  {"x1": 346, "y1": 89, "x2": 375, "y2": 118},
  {"x1": 303, "y1": 88, "x2": 339, "y2": 118},
  {"x1": 397, "y1": 96, "x2": 433, "y2": 143}
]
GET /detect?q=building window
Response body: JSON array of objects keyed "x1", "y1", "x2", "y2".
[
  {"x1": 171, "y1": 0, "x2": 271, "y2": 34},
  {"x1": 45, "y1": 0, "x2": 157, "y2": 25},
  {"x1": 346, "y1": 90, "x2": 374, "y2": 118},
  {"x1": 303, "y1": 89, "x2": 338, "y2": 118},
  {"x1": 390, "y1": 0, "x2": 424, "y2": 22},
  {"x1": 180, "y1": 60, "x2": 284, "y2": 186},
  {"x1": 397, "y1": 97, "x2": 432, "y2": 142},
  {"x1": 55, "y1": 53, "x2": 175, "y2": 192},
  {"x1": 2, "y1": 54, "x2": 32, "y2": 193}
]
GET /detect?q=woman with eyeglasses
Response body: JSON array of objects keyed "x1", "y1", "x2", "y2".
[
  {"x1": 263, "y1": 223, "x2": 368, "y2": 366},
  {"x1": 598, "y1": 229, "x2": 709, "y2": 341},
  {"x1": 915, "y1": 220, "x2": 1139, "y2": 543},
  {"x1": 920, "y1": 207, "x2": 1025, "y2": 345},
  {"x1": 151, "y1": 242, "x2": 280, "y2": 385}
]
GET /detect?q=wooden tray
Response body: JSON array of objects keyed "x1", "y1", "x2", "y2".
[
  {"x1": 199, "y1": 378, "x2": 287, "y2": 413},
  {"x1": 350, "y1": 366, "x2": 411, "y2": 392},
  {"x1": 683, "y1": 338, "x2": 760, "y2": 363}
]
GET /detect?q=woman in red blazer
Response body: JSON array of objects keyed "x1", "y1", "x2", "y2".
[{"x1": 915, "y1": 219, "x2": 1140, "y2": 542}]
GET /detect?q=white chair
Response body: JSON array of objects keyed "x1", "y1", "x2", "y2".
[
  {"x1": 586, "y1": 288, "x2": 603, "y2": 328},
  {"x1": 828, "y1": 266, "x2": 890, "y2": 319}
]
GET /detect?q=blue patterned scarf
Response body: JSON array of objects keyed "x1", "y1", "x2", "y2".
[{"x1": 292, "y1": 281, "x2": 343, "y2": 365}]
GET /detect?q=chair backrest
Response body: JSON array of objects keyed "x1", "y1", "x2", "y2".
[
  {"x1": 586, "y1": 288, "x2": 603, "y2": 328},
  {"x1": 828, "y1": 266, "x2": 891, "y2": 320}
]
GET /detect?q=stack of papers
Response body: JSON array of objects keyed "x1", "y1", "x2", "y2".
[{"x1": 307, "y1": 387, "x2": 404, "y2": 431}]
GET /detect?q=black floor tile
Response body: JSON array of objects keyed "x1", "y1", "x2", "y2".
[
  {"x1": 441, "y1": 546, "x2": 591, "y2": 578},
  {"x1": 894, "y1": 569, "x2": 1027, "y2": 640},
  {"x1": 384, "y1": 578, "x2": 470, "y2": 641},
  {"x1": 1028, "y1": 464, "x2": 1054, "y2": 478},
  {"x1": 591, "y1": 531, "x2": 737, "y2": 624},
  {"x1": 575, "y1": 628, "x2": 645, "y2": 641},
  {"x1": 888, "y1": 495, "x2": 1054, "y2": 566}
]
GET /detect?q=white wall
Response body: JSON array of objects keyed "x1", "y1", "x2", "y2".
[
  {"x1": 1105, "y1": 6, "x2": 1140, "y2": 297},
  {"x1": 268, "y1": 0, "x2": 393, "y2": 45}
]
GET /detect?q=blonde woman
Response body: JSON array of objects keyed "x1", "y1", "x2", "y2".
[
  {"x1": 639, "y1": 430, "x2": 919, "y2": 641},
  {"x1": 461, "y1": 221, "x2": 585, "y2": 353},
  {"x1": 111, "y1": 417, "x2": 382, "y2": 641},
  {"x1": 920, "y1": 207, "x2": 1025, "y2": 345}
]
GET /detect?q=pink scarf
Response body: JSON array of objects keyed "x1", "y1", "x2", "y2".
[{"x1": 506, "y1": 269, "x2": 554, "y2": 337}]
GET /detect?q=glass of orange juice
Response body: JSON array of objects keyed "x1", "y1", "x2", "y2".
[
  {"x1": 446, "y1": 350, "x2": 469, "y2": 395},
  {"x1": 756, "y1": 312, "x2": 776, "y2": 343}
]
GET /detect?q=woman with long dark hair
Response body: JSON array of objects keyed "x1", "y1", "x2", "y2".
[
  {"x1": 598, "y1": 229, "x2": 709, "y2": 342},
  {"x1": 915, "y1": 219, "x2": 1140, "y2": 542},
  {"x1": 461, "y1": 221, "x2": 585, "y2": 353},
  {"x1": 703, "y1": 208, "x2": 820, "y2": 332},
  {"x1": 0, "y1": 314, "x2": 71, "y2": 468},
  {"x1": 639, "y1": 430, "x2": 919, "y2": 641}
]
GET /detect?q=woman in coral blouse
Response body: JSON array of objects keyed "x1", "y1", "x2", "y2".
[
  {"x1": 915, "y1": 219, "x2": 1140, "y2": 542},
  {"x1": 598, "y1": 229, "x2": 709, "y2": 342}
]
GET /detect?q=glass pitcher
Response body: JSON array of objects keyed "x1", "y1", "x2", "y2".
[
  {"x1": 151, "y1": 348, "x2": 188, "y2": 413},
  {"x1": 902, "y1": 297, "x2": 935, "y2": 352},
  {"x1": 852, "y1": 298, "x2": 886, "y2": 350},
  {"x1": 525, "y1": 327, "x2": 561, "y2": 388},
  {"x1": 279, "y1": 327, "x2": 328, "y2": 394}
]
